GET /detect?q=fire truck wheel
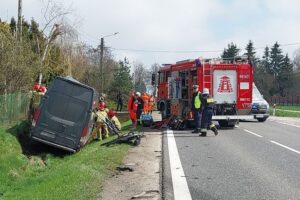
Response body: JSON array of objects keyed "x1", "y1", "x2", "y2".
[
  {"x1": 258, "y1": 117, "x2": 267, "y2": 122},
  {"x1": 218, "y1": 120, "x2": 236, "y2": 128}
]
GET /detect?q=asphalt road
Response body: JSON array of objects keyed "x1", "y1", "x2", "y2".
[{"x1": 162, "y1": 117, "x2": 300, "y2": 200}]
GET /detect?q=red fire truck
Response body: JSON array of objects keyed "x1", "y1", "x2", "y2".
[{"x1": 155, "y1": 57, "x2": 254, "y2": 127}]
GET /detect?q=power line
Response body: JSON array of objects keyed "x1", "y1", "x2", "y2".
[
  {"x1": 110, "y1": 47, "x2": 223, "y2": 53},
  {"x1": 108, "y1": 42, "x2": 300, "y2": 54}
]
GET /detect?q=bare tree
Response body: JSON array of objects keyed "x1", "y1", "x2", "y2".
[
  {"x1": 150, "y1": 63, "x2": 161, "y2": 96},
  {"x1": 133, "y1": 62, "x2": 150, "y2": 93},
  {"x1": 36, "y1": 0, "x2": 74, "y2": 83},
  {"x1": 293, "y1": 48, "x2": 300, "y2": 71}
]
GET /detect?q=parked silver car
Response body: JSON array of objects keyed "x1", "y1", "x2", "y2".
[{"x1": 251, "y1": 84, "x2": 269, "y2": 122}]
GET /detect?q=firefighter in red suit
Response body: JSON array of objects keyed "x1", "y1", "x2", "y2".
[{"x1": 127, "y1": 91, "x2": 138, "y2": 127}]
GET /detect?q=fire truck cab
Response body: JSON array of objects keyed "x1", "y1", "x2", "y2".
[{"x1": 156, "y1": 57, "x2": 255, "y2": 127}]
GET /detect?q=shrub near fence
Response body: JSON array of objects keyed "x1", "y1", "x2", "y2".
[
  {"x1": 0, "y1": 92, "x2": 31, "y2": 126},
  {"x1": 267, "y1": 96, "x2": 300, "y2": 106}
]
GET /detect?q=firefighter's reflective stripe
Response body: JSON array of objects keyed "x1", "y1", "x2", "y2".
[
  {"x1": 200, "y1": 128, "x2": 207, "y2": 133},
  {"x1": 207, "y1": 97, "x2": 214, "y2": 104},
  {"x1": 209, "y1": 124, "x2": 216, "y2": 129},
  {"x1": 194, "y1": 93, "x2": 202, "y2": 109}
]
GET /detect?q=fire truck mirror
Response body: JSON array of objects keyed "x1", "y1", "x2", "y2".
[{"x1": 151, "y1": 74, "x2": 156, "y2": 85}]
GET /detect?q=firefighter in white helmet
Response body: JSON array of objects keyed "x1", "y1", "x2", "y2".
[{"x1": 200, "y1": 88, "x2": 218, "y2": 136}]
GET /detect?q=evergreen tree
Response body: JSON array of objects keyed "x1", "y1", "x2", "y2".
[
  {"x1": 221, "y1": 42, "x2": 240, "y2": 60},
  {"x1": 9, "y1": 17, "x2": 16, "y2": 35},
  {"x1": 269, "y1": 42, "x2": 284, "y2": 95},
  {"x1": 270, "y1": 42, "x2": 284, "y2": 77},
  {"x1": 109, "y1": 57, "x2": 134, "y2": 97},
  {"x1": 262, "y1": 46, "x2": 271, "y2": 74},
  {"x1": 255, "y1": 46, "x2": 273, "y2": 97},
  {"x1": 244, "y1": 40, "x2": 257, "y2": 62},
  {"x1": 277, "y1": 54, "x2": 293, "y2": 96}
]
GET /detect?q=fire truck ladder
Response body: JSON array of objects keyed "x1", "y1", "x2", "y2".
[{"x1": 202, "y1": 60, "x2": 213, "y2": 93}]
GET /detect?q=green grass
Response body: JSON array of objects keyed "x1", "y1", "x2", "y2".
[
  {"x1": 0, "y1": 121, "x2": 132, "y2": 200},
  {"x1": 275, "y1": 105, "x2": 300, "y2": 111},
  {"x1": 270, "y1": 105, "x2": 300, "y2": 118}
]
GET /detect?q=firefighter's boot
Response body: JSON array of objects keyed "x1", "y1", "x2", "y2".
[
  {"x1": 192, "y1": 129, "x2": 199, "y2": 133},
  {"x1": 210, "y1": 124, "x2": 218, "y2": 136},
  {"x1": 199, "y1": 128, "x2": 207, "y2": 137}
]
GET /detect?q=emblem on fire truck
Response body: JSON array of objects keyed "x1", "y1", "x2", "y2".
[{"x1": 217, "y1": 76, "x2": 233, "y2": 93}]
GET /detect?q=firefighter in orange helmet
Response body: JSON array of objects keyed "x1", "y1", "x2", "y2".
[{"x1": 89, "y1": 101, "x2": 109, "y2": 142}]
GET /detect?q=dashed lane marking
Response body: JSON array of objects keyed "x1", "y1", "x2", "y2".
[
  {"x1": 166, "y1": 129, "x2": 192, "y2": 200},
  {"x1": 269, "y1": 120, "x2": 300, "y2": 128},
  {"x1": 243, "y1": 129, "x2": 263, "y2": 138},
  {"x1": 270, "y1": 140, "x2": 300, "y2": 155}
]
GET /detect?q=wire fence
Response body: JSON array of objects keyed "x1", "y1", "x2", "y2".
[
  {"x1": 267, "y1": 95, "x2": 300, "y2": 106},
  {"x1": 0, "y1": 92, "x2": 31, "y2": 126}
]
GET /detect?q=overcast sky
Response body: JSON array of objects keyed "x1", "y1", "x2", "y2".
[{"x1": 1, "y1": 0, "x2": 300, "y2": 67}]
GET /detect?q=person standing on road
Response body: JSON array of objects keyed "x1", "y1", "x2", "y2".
[
  {"x1": 200, "y1": 88, "x2": 218, "y2": 137},
  {"x1": 191, "y1": 85, "x2": 203, "y2": 133}
]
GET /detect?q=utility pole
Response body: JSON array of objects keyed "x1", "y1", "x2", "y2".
[
  {"x1": 99, "y1": 32, "x2": 119, "y2": 93},
  {"x1": 100, "y1": 37, "x2": 104, "y2": 93},
  {"x1": 17, "y1": 0, "x2": 22, "y2": 41}
]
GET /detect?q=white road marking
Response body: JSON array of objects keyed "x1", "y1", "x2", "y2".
[
  {"x1": 243, "y1": 129, "x2": 263, "y2": 138},
  {"x1": 270, "y1": 140, "x2": 300, "y2": 154},
  {"x1": 166, "y1": 129, "x2": 192, "y2": 200},
  {"x1": 275, "y1": 121, "x2": 300, "y2": 128}
]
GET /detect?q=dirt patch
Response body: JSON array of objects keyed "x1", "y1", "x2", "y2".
[{"x1": 100, "y1": 129, "x2": 162, "y2": 200}]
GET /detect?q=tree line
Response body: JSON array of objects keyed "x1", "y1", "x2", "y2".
[
  {"x1": 221, "y1": 41, "x2": 300, "y2": 97},
  {"x1": 0, "y1": 15, "x2": 160, "y2": 101},
  {"x1": 1, "y1": 6, "x2": 299, "y2": 100}
]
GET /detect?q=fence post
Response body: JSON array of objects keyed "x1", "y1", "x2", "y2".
[{"x1": 273, "y1": 104, "x2": 276, "y2": 116}]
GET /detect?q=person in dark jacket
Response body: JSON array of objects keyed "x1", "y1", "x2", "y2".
[
  {"x1": 200, "y1": 88, "x2": 218, "y2": 137},
  {"x1": 116, "y1": 91, "x2": 124, "y2": 111},
  {"x1": 191, "y1": 85, "x2": 203, "y2": 133},
  {"x1": 135, "y1": 92, "x2": 144, "y2": 125}
]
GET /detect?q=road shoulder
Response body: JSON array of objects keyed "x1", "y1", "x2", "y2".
[{"x1": 100, "y1": 128, "x2": 162, "y2": 200}]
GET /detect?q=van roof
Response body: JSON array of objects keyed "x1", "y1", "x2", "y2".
[{"x1": 57, "y1": 76, "x2": 97, "y2": 93}]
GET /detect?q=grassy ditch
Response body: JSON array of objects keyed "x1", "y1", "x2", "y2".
[
  {"x1": 270, "y1": 105, "x2": 300, "y2": 118},
  {"x1": 0, "y1": 119, "x2": 133, "y2": 200}
]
